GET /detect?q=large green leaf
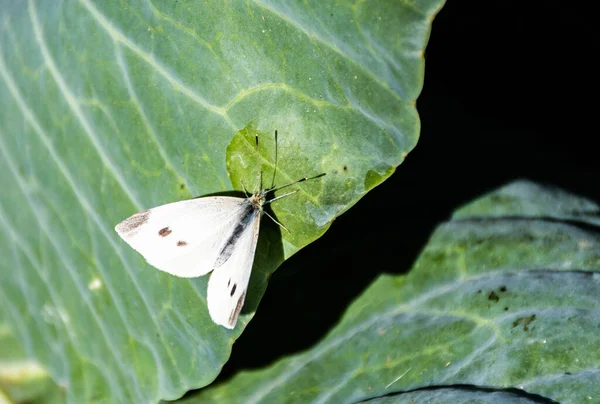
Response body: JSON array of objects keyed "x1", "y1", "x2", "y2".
[
  {"x1": 0, "y1": 0, "x2": 444, "y2": 402},
  {"x1": 191, "y1": 181, "x2": 600, "y2": 403}
]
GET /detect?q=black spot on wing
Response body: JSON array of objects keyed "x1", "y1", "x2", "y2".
[
  {"x1": 158, "y1": 227, "x2": 172, "y2": 237},
  {"x1": 230, "y1": 283, "x2": 237, "y2": 297}
]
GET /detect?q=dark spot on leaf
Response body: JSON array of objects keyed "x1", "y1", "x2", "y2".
[
  {"x1": 488, "y1": 291, "x2": 499, "y2": 302},
  {"x1": 230, "y1": 283, "x2": 237, "y2": 296},
  {"x1": 499, "y1": 286, "x2": 507, "y2": 292},
  {"x1": 158, "y1": 227, "x2": 172, "y2": 237},
  {"x1": 343, "y1": 165, "x2": 348, "y2": 172},
  {"x1": 477, "y1": 290, "x2": 482, "y2": 294},
  {"x1": 565, "y1": 372, "x2": 572, "y2": 375},
  {"x1": 177, "y1": 240, "x2": 187, "y2": 247},
  {"x1": 512, "y1": 314, "x2": 536, "y2": 331},
  {"x1": 504, "y1": 307, "x2": 509, "y2": 311},
  {"x1": 180, "y1": 183, "x2": 185, "y2": 190}
]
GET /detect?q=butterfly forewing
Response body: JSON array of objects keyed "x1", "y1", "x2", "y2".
[{"x1": 115, "y1": 197, "x2": 248, "y2": 278}]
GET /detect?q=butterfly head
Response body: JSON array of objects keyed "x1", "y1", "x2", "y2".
[{"x1": 249, "y1": 190, "x2": 267, "y2": 211}]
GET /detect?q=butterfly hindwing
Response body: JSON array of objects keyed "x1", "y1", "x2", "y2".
[
  {"x1": 207, "y1": 208, "x2": 261, "y2": 329},
  {"x1": 115, "y1": 197, "x2": 248, "y2": 278}
]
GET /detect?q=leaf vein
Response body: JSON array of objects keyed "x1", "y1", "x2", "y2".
[
  {"x1": 0, "y1": 41, "x2": 192, "y2": 400},
  {"x1": 115, "y1": 43, "x2": 197, "y2": 196},
  {"x1": 77, "y1": 0, "x2": 237, "y2": 130},
  {"x1": 0, "y1": 145, "x2": 132, "y2": 402},
  {"x1": 28, "y1": 0, "x2": 144, "y2": 210},
  {"x1": 251, "y1": 0, "x2": 403, "y2": 102}
]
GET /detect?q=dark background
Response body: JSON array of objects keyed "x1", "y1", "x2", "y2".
[{"x1": 215, "y1": 0, "x2": 599, "y2": 383}]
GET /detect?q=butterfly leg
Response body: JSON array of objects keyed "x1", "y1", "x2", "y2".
[
  {"x1": 240, "y1": 180, "x2": 250, "y2": 198},
  {"x1": 264, "y1": 210, "x2": 290, "y2": 233}
]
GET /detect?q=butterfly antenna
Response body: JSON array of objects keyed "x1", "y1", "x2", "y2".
[
  {"x1": 255, "y1": 134, "x2": 263, "y2": 192},
  {"x1": 264, "y1": 210, "x2": 290, "y2": 233},
  {"x1": 268, "y1": 172, "x2": 326, "y2": 193},
  {"x1": 271, "y1": 130, "x2": 278, "y2": 189}
]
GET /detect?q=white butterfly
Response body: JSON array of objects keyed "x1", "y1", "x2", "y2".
[{"x1": 114, "y1": 131, "x2": 325, "y2": 329}]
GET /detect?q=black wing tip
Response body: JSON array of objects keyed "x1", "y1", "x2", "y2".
[{"x1": 115, "y1": 210, "x2": 150, "y2": 237}]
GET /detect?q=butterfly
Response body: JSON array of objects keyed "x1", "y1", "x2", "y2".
[{"x1": 114, "y1": 131, "x2": 325, "y2": 328}]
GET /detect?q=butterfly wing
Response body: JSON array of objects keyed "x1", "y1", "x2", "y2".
[
  {"x1": 115, "y1": 197, "x2": 247, "y2": 278},
  {"x1": 207, "y1": 209, "x2": 261, "y2": 329}
]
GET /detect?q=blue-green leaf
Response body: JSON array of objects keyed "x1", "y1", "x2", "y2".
[
  {"x1": 0, "y1": 0, "x2": 443, "y2": 402},
  {"x1": 190, "y1": 181, "x2": 600, "y2": 403}
]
